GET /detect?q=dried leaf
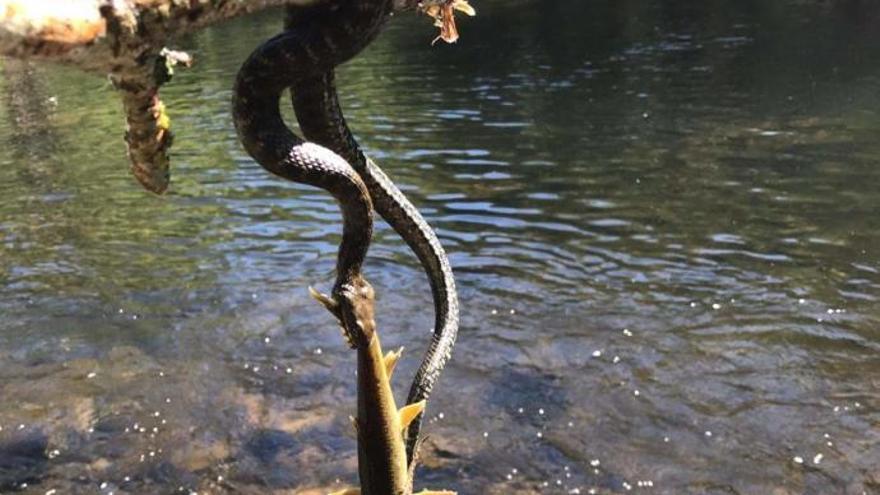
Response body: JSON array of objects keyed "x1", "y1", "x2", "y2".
[{"x1": 419, "y1": 0, "x2": 476, "y2": 45}]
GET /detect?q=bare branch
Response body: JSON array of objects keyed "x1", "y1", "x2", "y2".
[{"x1": 1, "y1": 0, "x2": 321, "y2": 193}]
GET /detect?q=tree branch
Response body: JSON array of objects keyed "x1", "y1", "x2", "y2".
[{"x1": 0, "y1": 0, "x2": 321, "y2": 193}]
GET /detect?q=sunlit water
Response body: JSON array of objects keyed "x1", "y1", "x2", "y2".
[{"x1": 1, "y1": 1, "x2": 879, "y2": 493}]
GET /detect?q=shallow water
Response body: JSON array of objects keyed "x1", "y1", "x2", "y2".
[{"x1": 1, "y1": 1, "x2": 879, "y2": 493}]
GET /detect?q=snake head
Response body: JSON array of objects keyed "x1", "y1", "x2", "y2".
[{"x1": 310, "y1": 275, "x2": 376, "y2": 349}]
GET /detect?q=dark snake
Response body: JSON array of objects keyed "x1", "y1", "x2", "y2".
[{"x1": 233, "y1": 0, "x2": 459, "y2": 467}]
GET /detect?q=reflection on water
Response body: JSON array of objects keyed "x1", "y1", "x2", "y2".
[{"x1": 1, "y1": 0, "x2": 879, "y2": 493}]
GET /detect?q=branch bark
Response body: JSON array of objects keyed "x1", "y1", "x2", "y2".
[{"x1": 0, "y1": 0, "x2": 320, "y2": 193}]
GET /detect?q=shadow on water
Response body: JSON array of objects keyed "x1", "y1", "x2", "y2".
[{"x1": 1, "y1": 0, "x2": 880, "y2": 493}]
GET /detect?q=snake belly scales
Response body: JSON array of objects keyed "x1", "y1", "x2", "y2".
[{"x1": 232, "y1": 0, "x2": 459, "y2": 467}]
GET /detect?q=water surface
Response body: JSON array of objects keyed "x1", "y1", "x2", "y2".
[{"x1": 1, "y1": 1, "x2": 879, "y2": 493}]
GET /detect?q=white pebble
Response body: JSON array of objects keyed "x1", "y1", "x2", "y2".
[
  {"x1": 622, "y1": 328, "x2": 633, "y2": 336},
  {"x1": 704, "y1": 430, "x2": 712, "y2": 437},
  {"x1": 793, "y1": 456, "x2": 804, "y2": 464},
  {"x1": 712, "y1": 303, "x2": 721, "y2": 310},
  {"x1": 592, "y1": 350, "x2": 602, "y2": 357},
  {"x1": 813, "y1": 453, "x2": 823, "y2": 464}
]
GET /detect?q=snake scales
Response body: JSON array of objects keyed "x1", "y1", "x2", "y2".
[{"x1": 233, "y1": 0, "x2": 459, "y2": 467}]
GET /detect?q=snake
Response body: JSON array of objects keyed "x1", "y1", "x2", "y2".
[
  {"x1": 289, "y1": 50, "x2": 459, "y2": 468},
  {"x1": 233, "y1": 0, "x2": 460, "y2": 468}
]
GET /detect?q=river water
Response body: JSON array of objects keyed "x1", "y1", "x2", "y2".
[{"x1": 1, "y1": 1, "x2": 878, "y2": 493}]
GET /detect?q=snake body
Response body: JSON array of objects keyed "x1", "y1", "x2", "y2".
[
  {"x1": 292, "y1": 69, "x2": 459, "y2": 465},
  {"x1": 234, "y1": 0, "x2": 459, "y2": 470},
  {"x1": 232, "y1": 0, "x2": 395, "y2": 340}
]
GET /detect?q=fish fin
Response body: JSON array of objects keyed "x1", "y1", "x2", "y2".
[
  {"x1": 350, "y1": 415, "x2": 360, "y2": 435},
  {"x1": 309, "y1": 286, "x2": 357, "y2": 348},
  {"x1": 309, "y1": 286, "x2": 337, "y2": 311},
  {"x1": 399, "y1": 400, "x2": 426, "y2": 431},
  {"x1": 384, "y1": 347, "x2": 404, "y2": 378},
  {"x1": 328, "y1": 489, "x2": 361, "y2": 495}
]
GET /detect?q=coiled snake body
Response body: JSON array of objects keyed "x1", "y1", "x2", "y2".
[
  {"x1": 290, "y1": 47, "x2": 459, "y2": 469},
  {"x1": 233, "y1": 0, "x2": 459, "y2": 469}
]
